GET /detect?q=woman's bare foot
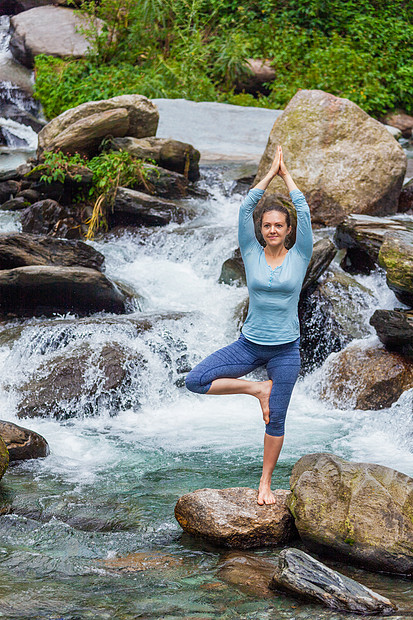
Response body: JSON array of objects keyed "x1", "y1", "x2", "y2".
[
  {"x1": 257, "y1": 478, "x2": 276, "y2": 505},
  {"x1": 254, "y1": 380, "x2": 272, "y2": 424}
]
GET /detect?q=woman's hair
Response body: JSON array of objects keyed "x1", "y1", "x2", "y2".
[{"x1": 259, "y1": 204, "x2": 291, "y2": 228}]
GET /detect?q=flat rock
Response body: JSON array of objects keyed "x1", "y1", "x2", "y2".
[
  {"x1": 370, "y1": 309, "x2": 413, "y2": 359},
  {"x1": 38, "y1": 95, "x2": 159, "y2": 156},
  {"x1": 174, "y1": 487, "x2": 297, "y2": 549},
  {"x1": 288, "y1": 453, "x2": 413, "y2": 575},
  {"x1": 112, "y1": 187, "x2": 191, "y2": 227},
  {"x1": 0, "y1": 420, "x2": 49, "y2": 461},
  {"x1": 0, "y1": 233, "x2": 104, "y2": 271},
  {"x1": 0, "y1": 265, "x2": 126, "y2": 316},
  {"x1": 9, "y1": 6, "x2": 104, "y2": 67},
  {"x1": 270, "y1": 548, "x2": 396, "y2": 614},
  {"x1": 255, "y1": 90, "x2": 406, "y2": 226},
  {"x1": 334, "y1": 213, "x2": 412, "y2": 274},
  {"x1": 111, "y1": 136, "x2": 200, "y2": 181},
  {"x1": 378, "y1": 230, "x2": 413, "y2": 307},
  {"x1": 319, "y1": 343, "x2": 413, "y2": 409}
]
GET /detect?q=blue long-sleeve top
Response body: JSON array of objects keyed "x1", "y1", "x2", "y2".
[{"x1": 238, "y1": 188, "x2": 313, "y2": 345}]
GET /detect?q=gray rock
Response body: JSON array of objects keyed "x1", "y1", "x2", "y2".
[
  {"x1": 255, "y1": 90, "x2": 406, "y2": 226},
  {"x1": 9, "y1": 6, "x2": 104, "y2": 67},
  {"x1": 370, "y1": 309, "x2": 413, "y2": 359},
  {"x1": 0, "y1": 233, "x2": 104, "y2": 271},
  {"x1": 0, "y1": 420, "x2": 49, "y2": 461},
  {"x1": 0, "y1": 196, "x2": 29, "y2": 211},
  {"x1": 111, "y1": 136, "x2": 200, "y2": 181},
  {"x1": 219, "y1": 247, "x2": 246, "y2": 286},
  {"x1": 0, "y1": 180, "x2": 20, "y2": 204},
  {"x1": 0, "y1": 265, "x2": 126, "y2": 316},
  {"x1": 399, "y1": 179, "x2": 413, "y2": 213},
  {"x1": 20, "y1": 199, "x2": 80, "y2": 237},
  {"x1": 112, "y1": 187, "x2": 191, "y2": 227},
  {"x1": 38, "y1": 95, "x2": 159, "y2": 156},
  {"x1": 270, "y1": 548, "x2": 396, "y2": 615},
  {"x1": 288, "y1": 453, "x2": 413, "y2": 575},
  {"x1": 175, "y1": 487, "x2": 297, "y2": 549},
  {"x1": 142, "y1": 164, "x2": 189, "y2": 198},
  {"x1": 301, "y1": 238, "x2": 336, "y2": 295}
]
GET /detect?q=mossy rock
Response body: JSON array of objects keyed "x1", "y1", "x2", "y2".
[{"x1": 379, "y1": 230, "x2": 413, "y2": 307}]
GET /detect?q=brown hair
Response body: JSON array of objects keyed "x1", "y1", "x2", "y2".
[{"x1": 259, "y1": 204, "x2": 291, "y2": 228}]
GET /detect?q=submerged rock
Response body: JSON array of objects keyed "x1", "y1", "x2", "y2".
[
  {"x1": 17, "y1": 343, "x2": 144, "y2": 419},
  {"x1": 0, "y1": 420, "x2": 49, "y2": 461},
  {"x1": 255, "y1": 90, "x2": 406, "y2": 226},
  {"x1": 174, "y1": 487, "x2": 297, "y2": 548},
  {"x1": 0, "y1": 233, "x2": 104, "y2": 271},
  {"x1": 288, "y1": 453, "x2": 413, "y2": 575},
  {"x1": 378, "y1": 230, "x2": 413, "y2": 307},
  {"x1": 270, "y1": 548, "x2": 396, "y2": 615},
  {"x1": 370, "y1": 309, "x2": 413, "y2": 359},
  {"x1": 218, "y1": 552, "x2": 276, "y2": 598},
  {"x1": 111, "y1": 136, "x2": 200, "y2": 181},
  {"x1": 219, "y1": 247, "x2": 246, "y2": 286},
  {"x1": 101, "y1": 551, "x2": 185, "y2": 573},
  {"x1": 319, "y1": 343, "x2": 413, "y2": 409},
  {"x1": 0, "y1": 265, "x2": 126, "y2": 317},
  {"x1": 38, "y1": 95, "x2": 159, "y2": 157},
  {"x1": 9, "y1": 6, "x2": 104, "y2": 68},
  {"x1": 334, "y1": 213, "x2": 411, "y2": 274}
]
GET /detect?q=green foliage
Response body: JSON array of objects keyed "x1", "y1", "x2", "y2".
[
  {"x1": 32, "y1": 150, "x2": 87, "y2": 184},
  {"x1": 87, "y1": 149, "x2": 150, "y2": 199},
  {"x1": 34, "y1": 0, "x2": 413, "y2": 120}
]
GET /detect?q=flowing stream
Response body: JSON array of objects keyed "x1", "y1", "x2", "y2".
[{"x1": 0, "y1": 165, "x2": 413, "y2": 619}]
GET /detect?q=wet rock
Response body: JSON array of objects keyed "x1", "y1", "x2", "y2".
[
  {"x1": 288, "y1": 453, "x2": 413, "y2": 576},
  {"x1": 334, "y1": 213, "x2": 411, "y2": 274},
  {"x1": 16, "y1": 189, "x2": 40, "y2": 204},
  {"x1": 0, "y1": 420, "x2": 49, "y2": 461},
  {"x1": 17, "y1": 343, "x2": 142, "y2": 419},
  {"x1": 255, "y1": 90, "x2": 406, "y2": 227},
  {"x1": 112, "y1": 187, "x2": 191, "y2": 227},
  {"x1": 9, "y1": 6, "x2": 104, "y2": 68},
  {"x1": 299, "y1": 271, "x2": 373, "y2": 372},
  {"x1": 0, "y1": 180, "x2": 20, "y2": 204},
  {"x1": 20, "y1": 199, "x2": 80, "y2": 237},
  {"x1": 101, "y1": 551, "x2": 184, "y2": 573},
  {"x1": 1, "y1": 104, "x2": 45, "y2": 133},
  {"x1": 0, "y1": 233, "x2": 104, "y2": 271},
  {"x1": 218, "y1": 552, "x2": 276, "y2": 598},
  {"x1": 111, "y1": 136, "x2": 200, "y2": 181},
  {"x1": 38, "y1": 95, "x2": 159, "y2": 157},
  {"x1": 370, "y1": 309, "x2": 413, "y2": 359},
  {"x1": 378, "y1": 230, "x2": 413, "y2": 307},
  {"x1": 0, "y1": 196, "x2": 29, "y2": 211},
  {"x1": 174, "y1": 487, "x2": 297, "y2": 549},
  {"x1": 319, "y1": 343, "x2": 413, "y2": 409},
  {"x1": 270, "y1": 548, "x2": 397, "y2": 614},
  {"x1": 399, "y1": 179, "x2": 413, "y2": 213},
  {"x1": 0, "y1": 435, "x2": 8, "y2": 481},
  {"x1": 219, "y1": 247, "x2": 246, "y2": 286},
  {"x1": 0, "y1": 265, "x2": 126, "y2": 317},
  {"x1": 300, "y1": 238, "x2": 336, "y2": 296}
]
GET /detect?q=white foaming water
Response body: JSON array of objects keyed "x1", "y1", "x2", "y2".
[
  {"x1": 0, "y1": 168, "x2": 413, "y2": 491},
  {"x1": 0, "y1": 116, "x2": 38, "y2": 149}
]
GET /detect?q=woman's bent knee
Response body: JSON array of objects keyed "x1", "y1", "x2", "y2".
[{"x1": 185, "y1": 370, "x2": 211, "y2": 395}]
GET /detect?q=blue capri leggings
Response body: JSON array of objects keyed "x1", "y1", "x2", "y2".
[{"x1": 185, "y1": 333, "x2": 301, "y2": 437}]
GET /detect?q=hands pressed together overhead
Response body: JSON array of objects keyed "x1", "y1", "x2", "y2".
[{"x1": 269, "y1": 144, "x2": 288, "y2": 178}]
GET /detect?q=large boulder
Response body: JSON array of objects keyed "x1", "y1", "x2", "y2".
[
  {"x1": 17, "y1": 343, "x2": 143, "y2": 419},
  {"x1": 334, "y1": 214, "x2": 410, "y2": 274},
  {"x1": 0, "y1": 436, "x2": 8, "y2": 481},
  {"x1": 255, "y1": 90, "x2": 406, "y2": 226},
  {"x1": 9, "y1": 5, "x2": 104, "y2": 67},
  {"x1": 20, "y1": 199, "x2": 81, "y2": 237},
  {"x1": 378, "y1": 230, "x2": 413, "y2": 307},
  {"x1": 288, "y1": 453, "x2": 413, "y2": 575},
  {"x1": 0, "y1": 233, "x2": 104, "y2": 271},
  {"x1": 37, "y1": 95, "x2": 159, "y2": 156},
  {"x1": 319, "y1": 343, "x2": 413, "y2": 410},
  {"x1": 270, "y1": 548, "x2": 396, "y2": 614},
  {"x1": 111, "y1": 136, "x2": 200, "y2": 181},
  {"x1": 174, "y1": 487, "x2": 297, "y2": 549},
  {"x1": 370, "y1": 309, "x2": 413, "y2": 359},
  {"x1": 0, "y1": 265, "x2": 126, "y2": 316},
  {"x1": 0, "y1": 420, "x2": 49, "y2": 461},
  {"x1": 112, "y1": 187, "x2": 192, "y2": 227}
]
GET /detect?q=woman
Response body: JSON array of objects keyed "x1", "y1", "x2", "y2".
[{"x1": 185, "y1": 145, "x2": 313, "y2": 505}]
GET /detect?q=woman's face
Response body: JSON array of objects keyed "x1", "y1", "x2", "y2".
[{"x1": 261, "y1": 210, "x2": 291, "y2": 248}]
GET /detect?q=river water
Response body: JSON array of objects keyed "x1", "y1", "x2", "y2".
[{"x1": 1, "y1": 15, "x2": 413, "y2": 618}]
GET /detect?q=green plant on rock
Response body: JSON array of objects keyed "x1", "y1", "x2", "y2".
[{"x1": 32, "y1": 150, "x2": 88, "y2": 185}]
